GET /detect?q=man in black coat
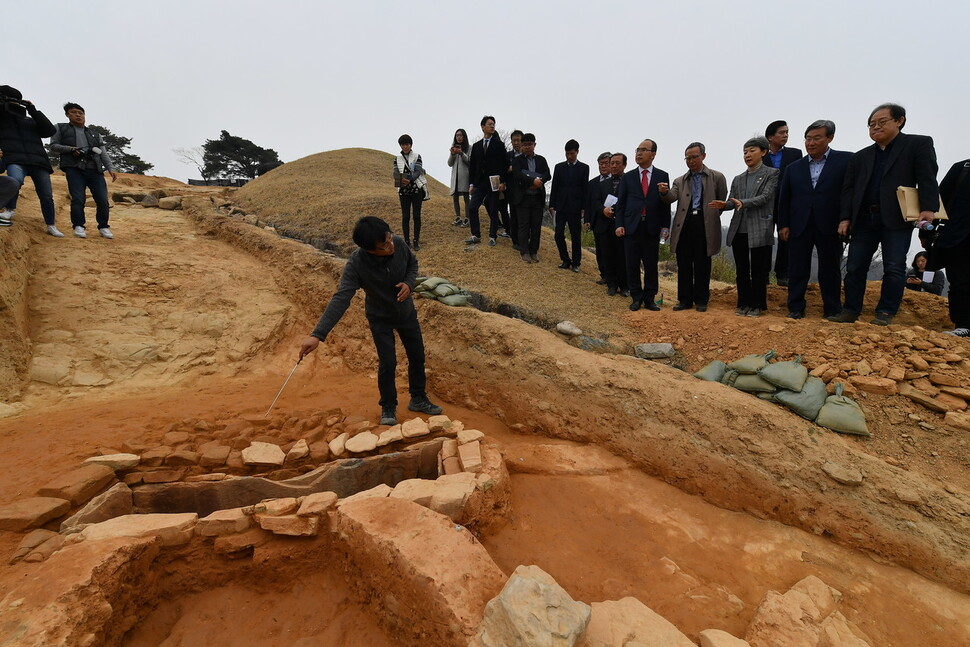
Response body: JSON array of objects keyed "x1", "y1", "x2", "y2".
[
  {"x1": 833, "y1": 103, "x2": 939, "y2": 326},
  {"x1": 614, "y1": 139, "x2": 671, "y2": 310},
  {"x1": 764, "y1": 120, "x2": 804, "y2": 287},
  {"x1": 934, "y1": 159, "x2": 970, "y2": 336},
  {"x1": 777, "y1": 120, "x2": 852, "y2": 320},
  {"x1": 0, "y1": 85, "x2": 60, "y2": 236},
  {"x1": 597, "y1": 153, "x2": 629, "y2": 296},
  {"x1": 549, "y1": 139, "x2": 589, "y2": 271},
  {"x1": 510, "y1": 133, "x2": 551, "y2": 263},
  {"x1": 466, "y1": 115, "x2": 508, "y2": 246},
  {"x1": 585, "y1": 151, "x2": 612, "y2": 284}
]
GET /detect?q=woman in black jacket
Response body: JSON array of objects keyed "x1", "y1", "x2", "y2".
[{"x1": 905, "y1": 251, "x2": 945, "y2": 295}]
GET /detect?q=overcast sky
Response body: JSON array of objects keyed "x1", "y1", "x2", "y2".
[{"x1": 11, "y1": 1, "x2": 967, "y2": 188}]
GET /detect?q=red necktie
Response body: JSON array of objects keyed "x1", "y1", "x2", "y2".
[{"x1": 641, "y1": 169, "x2": 649, "y2": 215}]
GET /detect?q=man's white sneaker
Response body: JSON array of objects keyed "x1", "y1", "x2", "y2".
[
  {"x1": 1, "y1": 209, "x2": 15, "y2": 220},
  {"x1": 99, "y1": 228, "x2": 114, "y2": 239},
  {"x1": 0, "y1": 215, "x2": 11, "y2": 227},
  {"x1": 943, "y1": 328, "x2": 970, "y2": 337},
  {"x1": 46, "y1": 225, "x2": 65, "y2": 237},
  {"x1": 73, "y1": 226, "x2": 87, "y2": 238}
]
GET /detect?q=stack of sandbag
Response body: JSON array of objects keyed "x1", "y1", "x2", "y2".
[
  {"x1": 693, "y1": 351, "x2": 869, "y2": 436},
  {"x1": 413, "y1": 276, "x2": 471, "y2": 307}
]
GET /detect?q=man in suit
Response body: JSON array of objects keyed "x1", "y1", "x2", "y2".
[
  {"x1": 585, "y1": 151, "x2": 613, "y2": 285},
  {"x1": 549, "y1": 139, "x2": 590, "y2": 271},
  {"x1": 501, "y1": 129, "x2": 523, "y2": 247},
  {"x1": 659, "y1": 142, "x2": 727, "y2": 311},
  {"x1": 510, "y1": 133, "x2": 551, "y2": 263},
  {"x1": 614, "y1": 139, "x2": 671, "y2": 311},
  {"x1": 598, "y1": 153, "x2": 630, "y2": 296},
  {"x1": 935, "y1": 159, "x2": 970, "y2": 336},
  {"x1": 777, "y1": 120, "x2": 852, "y2": 320},
  {"x1": 466, "y1": 115, "x2": 508, "y2": 246},
  {"x1": 765, "y1": 120, "x2": 804, "y2": 287},
  {"x1": 832, "y1": 103, "x2": 939, "y2": 326}
]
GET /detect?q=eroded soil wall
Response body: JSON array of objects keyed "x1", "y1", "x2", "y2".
[{"x1": 184, "y1": 198, "x2": 970, "y2": 593}]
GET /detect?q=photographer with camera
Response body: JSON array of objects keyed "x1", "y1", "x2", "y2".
[
  {"x1": 49, "y1": 102, "x2": 116, "y2": 239},
  {"x1": 0, "y1": 85, "x2": 60, "y2": 235}
]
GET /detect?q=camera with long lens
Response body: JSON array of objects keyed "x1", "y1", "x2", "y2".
[{"x1": 76, "y1": 146, "x2": 103, "y2": 161}]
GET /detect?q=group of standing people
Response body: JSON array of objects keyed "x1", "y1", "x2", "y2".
[
  {"x1": 0, "y1": 86, "x2": 117, "y2": 239},
  {"x1": 426, "y1": 103, "x2": 967, "y2": 335}
]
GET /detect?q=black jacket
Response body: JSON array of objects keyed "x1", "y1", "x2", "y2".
[
  {"x1": 510, "y1": 154, "x2": 551, "y2": 205},
  {"x1": 549, "y1": 160, "x2": 590, "y2": 213},
  {"x1": 468, "y1": 136, "x2": 508, "y2": 189},
  {"x1": 311, "y1": 236, "x2": 419, "y2": 339},
  {"x1": 935, "y1": 160, "x2": 970, "y2": 249},
  {"x1": 0, "y1": 102, "x2": 55, "y2": 171}
]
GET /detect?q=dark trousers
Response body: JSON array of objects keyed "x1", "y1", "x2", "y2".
[
  {"x1": 594, "y1": 226, "x2": 627, "y2": 289},
  {"x1": 468, "y1": 187, "x2": 500, "y2": 239},
  {"x1": 624, "y1": 224, "x2": 660, "y2": 303},
  {"x1": 774, "y1": 237, "x2": 789, "y2": 281},
  {"x1": 517, "y1": 195, "x2": 544, "y2": 255},
  {"x1": 942, "y1": 237, "x2": 970, "y2": 328},
  {"x1": 787, "y1": 227, "x2": 843, "y2": 316},
  {"x1": 452, "y1": 192, "x2": 468, "y2": 220},
  {"x1": 65, "y1": 167, "x2": 110, "y2": 229},
  {"x1": 398, "y1": 190, "x2": 423, "y2": 244},
  {"x1": 675, "y1": 211, "x2": 711, "y2": 306},
  {"x1": 368, "y1": 314, "x2": 426, "y2": 409},
  {"x1": 555, "y1": 210, "x2": 583, "y2": 266},
  {"x1": 732, "y1": 233, "x2": 772, "y2": 309},
  {"x1": 843, "y1": 211, "x2": 911, "y2": 315}
]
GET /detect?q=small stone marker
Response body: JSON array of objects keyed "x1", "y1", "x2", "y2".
[
  {"x1": 241, "y1": 441, "x2": 286, "y2": 467},
  {"x1": 635, "y1": 343, "x2": 675, "y2": 359}
]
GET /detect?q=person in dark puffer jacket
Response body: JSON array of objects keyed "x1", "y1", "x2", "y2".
[{"x1": 0, "y1": 85, "x2": 60, "y2": 235}]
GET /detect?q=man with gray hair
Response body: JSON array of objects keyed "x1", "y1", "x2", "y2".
[{"x1": 777, "y1": 120, "x2": 852, "y2": 319}]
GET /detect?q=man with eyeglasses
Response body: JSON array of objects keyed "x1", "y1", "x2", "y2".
[
  {"x1": 614, "y1": 139, "x2": 671, "y2": 311},
  {"x1": 658, "y1": 142, "x2": 727, "y2": 312},
  {"x1": 586, "y1": 151, "x2": 613, "y2": 286},
  {"x1": 777, "y1": 120, "x2": 852, "y2": 320},
  {"x1": 832, "y1": 103, "x2": 939, "y2": 326}
]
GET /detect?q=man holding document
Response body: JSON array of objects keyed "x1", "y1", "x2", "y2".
[
  {"x1": 597, "y1": 153, "x2": 629, "y2": 296},
  {"x1": 832, "y1": 102, "x2": 939, "y2": 326},
  {"x1": 659, "y1": 142, "x2": 727, "y2": 311}
]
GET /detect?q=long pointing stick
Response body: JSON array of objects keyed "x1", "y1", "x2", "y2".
[{"x1": 264, "y1": 357, "x2": 302, "y2": 417}]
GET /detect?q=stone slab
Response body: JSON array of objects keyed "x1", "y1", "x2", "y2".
[
  {"x1": 83, "y1": 453, "x2": 140, "y2": 471},
  {"x1": 196, "y1": 508, "x2": 251, "y2": 536},
  {"x1": 345, "y1": 431, "x2": 379, "y2": 453},
  {"x1": 255, "y1": 513, "x2": 320, "y2": 536},
  {"x1": 37, "y1": 464, "x2": 116, "y2": 506},
  {"x1": 241, "y1": 441, "x2": 286, "y2": 467},
  {"x1": 80, "y1": 513, "x2": 198, "y2": 546},
  {"x1": 0, "y1": 497, "x2": 71, "y2": 531},
  {"x1": 297, "y1": 491, "x2": 338, "y2": 516},
  {"x1": 60, "y1": 483, "x2": 133, "y2": 532}
]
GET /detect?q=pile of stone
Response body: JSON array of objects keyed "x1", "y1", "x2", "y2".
[
  {"x1": 2, "y1": 414, "x2": 499, "y2": 567},
  {"x1": 112, "y1": 189, "x2": 183, "y2": 210}
]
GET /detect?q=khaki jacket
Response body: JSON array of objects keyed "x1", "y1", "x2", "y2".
[{"x1": 662, "y1": 165, "x2": 728, "y2": 256}]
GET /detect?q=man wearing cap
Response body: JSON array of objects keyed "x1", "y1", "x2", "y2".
[
  {"x1": 0, "y1": 86, "x2": 59, "y2": 235},
  {"x1": 659, "y1": 142, "x2": 727, "y2": 312},
  {"x1": 510, "y1": 133, "x2": 551, "y2": 263},
  {"x1": 585, "y1": 151, "x2": 612, "y2": 285}
]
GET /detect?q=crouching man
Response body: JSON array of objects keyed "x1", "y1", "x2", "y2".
[{"x1": 299, "y1": 216, "x2": 443, "y2": 426}]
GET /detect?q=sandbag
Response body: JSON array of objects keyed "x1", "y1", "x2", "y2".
[
  {"x1": 693, "y1": 360, "x2": 728, "y2": 382},
  {"x1": 733, "y1": 373, "x2": 778, "y2": 393},
  {"x1": 720, "y1": 369, "x2": 739, "y2": 386},
  {"x1": 727, "y1": 350, "x2": 776, "y2": 375},
  {"x1": 759, "y1": 355, "x2": 808, "y2": 391},
  {"x1": 438, "y1": 294, "x2": 469, "y2": 307},
  {"x1": 419, "y1": 276, "x2": 448, "y2": 291},
  {"x1": 815, "y1": 383, "x2": 870, "y2": 436},
  {"x1": 757, "y1": 391, "x2": 781, "y2": 403},
  {"x1": 775, "y1": 376, "x2": 828, "y2": 421},
  {"x1": 433, "y1": 283, "x2": 459, "y2": 297}
]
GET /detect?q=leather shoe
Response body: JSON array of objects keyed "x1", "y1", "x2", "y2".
[
  {"x1": 619, "y1": 289, "x2": 631, "y2": 297},
  {"x1": 558, "y1": 261, "x2": 571, "y2": 270},
  {"x1": 629, "y1": 300, "x2": 642, "y2": 311},
  {"x1": 607, "y1": 286, "x2": 617, "y2": 296},
  {"x1": 696, "y1": 303, "x2": 708, "y2": 312},
  {"x1": 571, "y1": 265, "x2": 580, "y2": 273},
  {"x1": 827, "y1": 310, "x2": 858, "y2": 323},
  {"x1": 871, "y1": 312, "x2": 894, "y2": 326},
  {"x1": 644, "y1": 302, "x2": 661, "y2": 311},
  {"x1": 596, "y1": 279, "x2": 607, "y2": 285},
  {"x1": 787, "y1": 311, "x2": 805, "y2": 319},
  {"x1": 672, "y1": 303, "x2": 692, "y2": 311}
]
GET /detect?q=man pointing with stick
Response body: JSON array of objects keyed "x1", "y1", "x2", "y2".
[{"x1": 299, "y1": 216, "x2": 443, "y2": 426}]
